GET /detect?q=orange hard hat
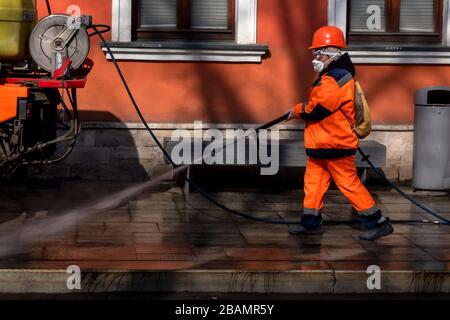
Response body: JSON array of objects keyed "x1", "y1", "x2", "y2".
[{"x1": 309, "y1": 26, "x2": 346, "y2": 50}]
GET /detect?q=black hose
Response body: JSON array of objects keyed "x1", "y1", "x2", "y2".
[
  {"x1": 87, "y1": 25, "x2": 111, "y2": 38},
  {"x1": 357, "y1": 147, "x2": 450, "y2": 225},
  {"x1": 94, "y1": 26, "x2": 302, "y2": 225},
  {"x1": 94, "y1": 25, "x2": 449, "y2": 227},
  {"x1": 45, "y1": 0, "x2": 52, "y2": 15}
]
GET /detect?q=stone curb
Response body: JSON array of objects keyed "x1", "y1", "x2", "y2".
[{"x1": 0, "y1": 269, "x2": 449, "y2": 294}]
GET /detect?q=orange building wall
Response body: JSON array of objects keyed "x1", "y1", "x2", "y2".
[{"x1": 37, "y1": 0, "x2": 450, "y2": 124}]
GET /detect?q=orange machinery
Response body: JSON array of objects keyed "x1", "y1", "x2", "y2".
[{"x1": 0, "y1": 4, "x2": 94, "y2": 176}]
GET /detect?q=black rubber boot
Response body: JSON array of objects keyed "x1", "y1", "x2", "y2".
[
  {"x1": 359, "y1": 217, "x2": 394, "y2": 241},
  {"x1": 288, "y1": 214, "x2": 324, "y2": 235}
]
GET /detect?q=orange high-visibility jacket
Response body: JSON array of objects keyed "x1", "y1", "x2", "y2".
[{"x1": 293, "y1": 53, "x2": 358, "y2": 158}]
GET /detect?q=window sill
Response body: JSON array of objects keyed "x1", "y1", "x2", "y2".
[
  {"x1": 101, "y1": 41, "x2": 270, "y2": 63},
  {"x1": 347, "y1": 45, "x2": 450, "y2": 64}
]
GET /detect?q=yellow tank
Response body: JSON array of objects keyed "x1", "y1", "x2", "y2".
[{"x1": 0, "y1": 0, "x2": 37, "y2": 61}]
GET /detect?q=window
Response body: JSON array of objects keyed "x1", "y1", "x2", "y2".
[
  {"x1": 328, "y1": 0, "x2": 450, "y2": 64},
  {"x1": 347, "y1": 0, "x2": 443, "y2": 44},
  {"x1": 133, "y1": 0, "x2": 235, "y2": 40},
  {"x1": 109, "y1": 0, "x2": 268, "y2": 62}
]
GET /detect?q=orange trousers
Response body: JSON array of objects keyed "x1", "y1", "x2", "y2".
[{"x1": 303, "y1": 156, "x2": 378, "y2": 216}]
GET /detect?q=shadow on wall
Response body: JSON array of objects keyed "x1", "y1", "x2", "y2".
[
  {"x1": 357, "y1": 64, "x2": 450, "y2": 124},
  {"x1": 188, "y1": 0, "x2": 321, "y2": 125},
  {"x1": 29, "y1": 110, "x2": 155, "y2": 182}
]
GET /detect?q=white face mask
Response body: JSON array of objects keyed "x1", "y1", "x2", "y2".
[
  {"x1": 312, "y1": 50, "x2": 341, "y2": 73},
  {"x1": 312, "y1": 59, "x2": 325, "y2": 73}
]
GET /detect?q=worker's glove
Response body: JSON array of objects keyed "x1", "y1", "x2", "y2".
[
  {"x1": 286, "y1": 108, "x2": 295, "y2": 121},
  {"x1": 287, "y1": 103, "x2": 306, "y2": 121}
]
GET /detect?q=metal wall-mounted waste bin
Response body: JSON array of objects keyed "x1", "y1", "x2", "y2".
[{"x1": 413, "y1": 87, "x2": 450, "y2": 191}]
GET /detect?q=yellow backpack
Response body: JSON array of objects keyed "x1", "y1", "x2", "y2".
[
  {"x1": 353, "y1": 80, "x2": 372, "y2": 139},
  {"x1": 341, "y1": 80, "x2": 372, "y2": 139}
]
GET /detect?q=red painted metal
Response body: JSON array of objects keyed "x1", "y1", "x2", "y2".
[
  {"x1": 1, "y1": 77, "x2": 87, "y2": 88},
  {"x1": 53, "y1": 58, "x2": 73, "y2": 80}
]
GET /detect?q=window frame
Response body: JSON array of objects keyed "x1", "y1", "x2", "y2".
[
  {"x1": 108, "y1": 0, "x2": 267, "y2": 63},
  {"x1": 328, "y1": 0, "x2": 450, "y2": 64},
  {"x1": 132, "y1": 0, "x2": 236, "y2": 41},
  {"x1": 347, "y1": 0, "x2": 444, "y2": 44}
]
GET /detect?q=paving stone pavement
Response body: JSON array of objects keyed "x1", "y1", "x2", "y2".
[{"x1": 0, "y1": 179, "x2": 449, "y2": 273}]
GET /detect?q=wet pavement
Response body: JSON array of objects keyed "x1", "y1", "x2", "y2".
[{"x1": 0, "y1": 179, "x2": 449, "y2": 272}]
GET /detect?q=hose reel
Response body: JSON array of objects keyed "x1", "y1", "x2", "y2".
[{"x1": 29, "y1": 14, "x2": 91, "y2": 76}]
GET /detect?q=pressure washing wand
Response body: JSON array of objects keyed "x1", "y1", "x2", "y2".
[{"x1": 256, "y1": 111, "x2": 290, "y2": 130}]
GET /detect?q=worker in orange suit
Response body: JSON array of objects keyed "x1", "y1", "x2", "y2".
[{"x1": 286, "y1": 26, "x2": 393, "y2": 241}]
